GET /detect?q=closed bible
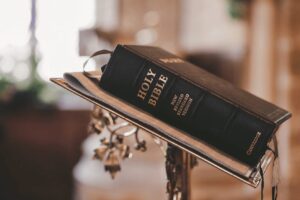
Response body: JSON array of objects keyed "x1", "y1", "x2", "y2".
[{"x1": 99, "y1": 45, "x2": 291, "y2": 167}]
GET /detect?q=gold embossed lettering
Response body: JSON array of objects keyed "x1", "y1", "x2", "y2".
[
  {"x1": 137, "y1": 89, "x2": 147, "y2": 100},
  {"x1": 148, "y1": 98, "x2": 157, "y2": 107},
  {"x1": 137, "y1": 68, "x2": 156, "y2": 100},
  {"x1": 148, "y1": 74, "x2": 168, "y2": 107},
  {"x1": 246, "y1": 132, "x2": 261, "y2": 155},
  {"x1": 159, "y1": 58, "x2": 184, "y2": 64},
  {"x1": 147, "y1": 68, "x2": 156, "y2": 77}
]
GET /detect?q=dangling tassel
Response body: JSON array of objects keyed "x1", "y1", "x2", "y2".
[
  {"x1": 271, "y1": 136, "x2": 279, "y2": 200},
  {"x1": 259, "y1": 165, "x2": 264, "y2": 200},
  {"x1": 267, "y1": 135, "x2": 279, "y2": 200},
  {"x1": 271, "y1": 157, "x2": 279, "y2": 200}
]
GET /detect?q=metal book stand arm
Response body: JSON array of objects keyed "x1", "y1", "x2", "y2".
[{"x1": 89, "y1": 105, "x2": 194, "y2": 200}]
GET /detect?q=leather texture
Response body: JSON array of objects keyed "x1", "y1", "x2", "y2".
[{"x1": 99, "y1": 45, "x2": 291, "y2": 166}]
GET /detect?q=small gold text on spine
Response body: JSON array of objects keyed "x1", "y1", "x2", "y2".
[
  {"x1": 246, "y1": 131, "x2": 262, "y2": 156},
  {"x1": 159, "y1": 58, "x2": 184, "y2": 64}
]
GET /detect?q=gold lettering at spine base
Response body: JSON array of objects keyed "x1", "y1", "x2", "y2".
[{"x1": 246, "y1": 132, "x2": 262, "y2": 155}]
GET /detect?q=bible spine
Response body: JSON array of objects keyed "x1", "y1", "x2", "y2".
[{"x1": 99, "y1": 45, "x2": 275, "y2": 166}]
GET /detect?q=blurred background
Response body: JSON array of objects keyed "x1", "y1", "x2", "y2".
[{"x1": 0, "y1": 0, "x2": 299, "y2": 199}]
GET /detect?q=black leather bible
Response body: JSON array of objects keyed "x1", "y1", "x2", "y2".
[{"x1": 99, "y1": 44, "x2": 291, "y2": 167}]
